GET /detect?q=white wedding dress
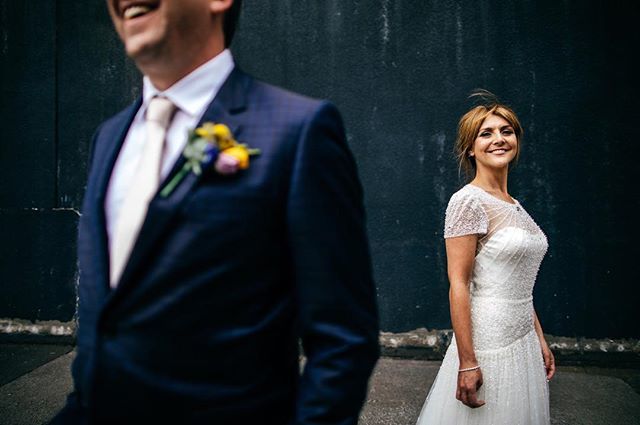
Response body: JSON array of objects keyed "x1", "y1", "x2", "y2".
[{"x1": 417, "y1": 184, "x2": 551, "y2": 425}]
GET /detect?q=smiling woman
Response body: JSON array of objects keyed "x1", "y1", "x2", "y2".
[
  {"x1": 415, "y1": 92, "x2": 554, "y2": 424},
  {"x1": 455, "y1": 92, "x2": 523, "y2": 179}
]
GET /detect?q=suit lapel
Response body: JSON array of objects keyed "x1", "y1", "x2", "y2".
[
  {"x1": 86, "y1": 98, "x2": 142, "y2": 296},
  {"x1": 108, "y1": 68, "x2": 251, "y2": 300},
  {"x1": 94, "y1": 98, "x2": 143, "y2": 207}
]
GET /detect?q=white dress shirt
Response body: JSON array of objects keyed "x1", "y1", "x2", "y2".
[{"x1": 105, "y1": 49, "x2": 235, "y2": 254}]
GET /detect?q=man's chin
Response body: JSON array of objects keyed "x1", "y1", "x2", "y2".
[{"x1": 123, "y1": 37, "x2": 158, "y2": 62}]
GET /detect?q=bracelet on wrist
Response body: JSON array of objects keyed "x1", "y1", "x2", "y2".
[{"x1": 458, "y1": 365, "x2": 480, "y2": 373}]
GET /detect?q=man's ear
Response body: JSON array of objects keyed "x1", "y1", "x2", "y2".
[{"x1": 209, "y1": 0, "x2": 234, "y2": 14}]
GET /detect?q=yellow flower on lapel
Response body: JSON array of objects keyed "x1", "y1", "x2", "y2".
[
  {"x1": 222, "y1": 146, "x2": 250, "y2": 169},
  {"x1": 196, "y1": 122, "x2": 234, "y2": 146},
  {"x1": 194, "y1": 122, "x2": 217, "y2": 140}
]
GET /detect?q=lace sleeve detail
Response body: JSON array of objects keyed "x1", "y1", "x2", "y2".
[{"x1": 444, "y1": 189, "x2": 488, "y2": 238}]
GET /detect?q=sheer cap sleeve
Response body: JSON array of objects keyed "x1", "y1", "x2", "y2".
[{"x1": 444, "y1": 188, "x2": 488, "y2": 238}]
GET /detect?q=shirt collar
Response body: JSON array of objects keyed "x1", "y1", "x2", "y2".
[{"x1": 141, "y1": 49, "x2": 235, "y2": 118}]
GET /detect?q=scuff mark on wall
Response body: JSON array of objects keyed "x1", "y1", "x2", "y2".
[
  {"x1": 431, "y1": 131, "x2": 448, "y2": 205},
  {"x1": 417, "y1": 139, "x2": 425, "y2": 165},
  {"x1": 455, "y1": 3, "x2": 463, "y2": 70},
  {"x1": 380, "y1": 328, "x2": 640, "y2": 363},
  {"x1": 0, "y1": 208, "x2": 80, "y2": 215},
  {"x1": 380, "y1": 0, "x2": 390, "y2": 44},
  {"x1": 529, "y1": 70, "x2": 537, "y2": 133},
  {"x1": 53, "y1": 208, "x2": 81, "y2": 217},
  {"x1": 0, "y1": 318, "x2": 75, "y2": 336}
]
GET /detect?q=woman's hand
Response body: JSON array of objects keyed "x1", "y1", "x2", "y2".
[
  {"x1": 456, "y1": 368, "x2": 485, "y2": 408},
  {"x1": 533, "y1": 311, "x2": 556, "y2": 381},
  {"x1": 540, "y1": 338, "x2": 556, "y2": 381}
]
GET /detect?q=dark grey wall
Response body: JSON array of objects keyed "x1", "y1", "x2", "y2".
[
  {"x1": 0, "y1": 0, "x2": 137, "y2": 322},
  {"x1": 1, "y1": 1, "x2": 638, "y2": 338}
]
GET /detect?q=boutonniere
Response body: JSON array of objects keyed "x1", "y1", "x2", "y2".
[{"x1": 160, "y1": 122, "x2": 260, "y2": 197}]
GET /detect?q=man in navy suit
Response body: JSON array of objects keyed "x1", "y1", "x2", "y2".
[{"x1": 52, "y1": 0, "x2": 379, "y2": 424}]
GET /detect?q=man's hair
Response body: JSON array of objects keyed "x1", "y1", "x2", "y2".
[{"x1": 223, "y1": 0, "x2": 243, "y2": 48}]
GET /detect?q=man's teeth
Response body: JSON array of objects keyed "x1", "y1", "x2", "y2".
[{"x1": 123, "y1": 5, "x2": 152, "y2": 19}]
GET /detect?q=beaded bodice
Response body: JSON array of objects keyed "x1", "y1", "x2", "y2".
[{"x1": 444, "y1": 184, "x2": 548, "y2": 350}]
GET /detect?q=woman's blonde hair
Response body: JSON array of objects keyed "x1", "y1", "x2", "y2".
[{"x1": 455, "y1": 90, "x2": 523, "y2": 178}]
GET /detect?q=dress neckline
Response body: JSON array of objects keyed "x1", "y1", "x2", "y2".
[{"x1": 466, "y1": 184, "x2": 519, "y2": 207}]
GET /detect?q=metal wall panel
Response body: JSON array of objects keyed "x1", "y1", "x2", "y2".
[{"x1": 1, "y1": 1, "x2": 638, "y2": 338}]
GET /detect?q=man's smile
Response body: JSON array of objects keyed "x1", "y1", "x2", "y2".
[{"x1": 116, "y1": 1, "x2": 159, "y2": 20}]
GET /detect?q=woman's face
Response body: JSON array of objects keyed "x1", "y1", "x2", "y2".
[{"x1": 471, "y1": 114, "x2": 518, "y2": 172}]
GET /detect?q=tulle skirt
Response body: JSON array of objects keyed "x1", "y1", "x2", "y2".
[{"x1": 416, "y1": 329, "x2": 550, "y2": 425}]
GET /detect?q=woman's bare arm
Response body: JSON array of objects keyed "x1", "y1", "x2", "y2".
[{"x1": 446, "y1": 235, "x2": 485, "y2": 408}]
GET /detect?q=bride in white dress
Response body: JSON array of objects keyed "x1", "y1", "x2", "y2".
[{"x1": 417, "y1": 95, "x2": 555, "y2": 425}]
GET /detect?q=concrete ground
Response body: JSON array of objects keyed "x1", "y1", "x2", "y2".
[{"x1": 1, "y1": 344, "x2": 639, "y2": 425}]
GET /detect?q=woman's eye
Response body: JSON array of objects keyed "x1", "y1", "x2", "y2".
[
  {"x1": 480, "y1": 132, "x2": 490, "y2": 137},
  {"x1": 502, "y1": 130, "x2": 513, "y2": 135}
]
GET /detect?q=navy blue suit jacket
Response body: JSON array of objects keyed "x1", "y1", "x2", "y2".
[{"x1": 54, "y1": 68, "x2": 379, "y2": 424}]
